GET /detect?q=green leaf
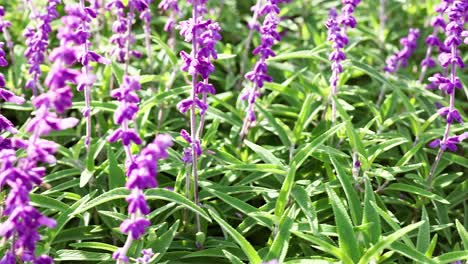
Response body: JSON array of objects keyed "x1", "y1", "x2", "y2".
[
  {"x1": 386, "y1": 183, "x2": 450, "y2": 204},
  {"x1": 75, "y1": 188, "x2": 211, "y2": 221},
  {"x1": 291, "y1": 230, "x2": 353, "y2": 264},
  {"x1": 268, "y1": 47, "x2": 326, "y2": 62},
  {"x1": 292, "y1": 123, "x2": 345, "y2": 168},
  {"x1": 257, "y1": 105, "x2": 292, "y2": 146},
  {"x1": 293, "y1": 95, "x2": 318, "y2": 139},
  {"x1": 275, "y1": 162, "x2": 296, "y2": 217},
  {"x1": 370, "y1": 201, "x2": 415, "y2": 248},
  {"x1": 47, "y1": 193, "x2": 94, "y2": 245},
  {"x1": 390, "y1": 242, "x2": 437, "y2": 264},
  {"x1": 456, "y1": 220, "x2": 468, "y2": 250},
  {"x1": 358, "y1": 221, "x2": 424, "y2": 264},
  {"x1": 265, "y1": 209, "x2": 294, "y2": 263},
  {"x1": 416, "y1": 206, "x2": 430, "y2": 254},
  {"x1": 55, "y1": 250, "x2": 111, "y2": 261},
  {"x1": 151, "y1": 33, "x2": 177, "y2": 65},
  {"x1": 228, "y1": 164, "x2": 287, "y2": 175},
  {"x1": 203, "y1": 186, "x2": 273, "y2": 228},
  {"x1": 111, "y1": 61, "x2": 124, "y2": 84},
  {"x1": 244, "y1": 140, "x2": 285, "y2": 168},
  {"x1": 335, "y1": 100, "x2": 367, "y2": 158},
  {"x1": 107, "y1": 145, "x2": 126, "y2": 189},
  {"x1": 152, "y1": 220, "x2": 180, "y2": 262},
  {"x1": 330, "y1": 156, "x2": 362, "y2": 224},
  {"x1": 69, "y1": 242, "x2": 118, "y2": 252},
  {"x1": 362, "y1": 178, "x2": 381, "y2": 245},
  {"x1": 433, "y1": 251, "x2": 468, "y2": 263},
  {"x1": 208, "y1": 208, "x2": 262, "y2": 264},
  {"x1": 79, "y1": 169, "x2": 94, "y2": 188},
  {"x1": 30, "y1": 194, "x2": 68, "y2": 212},
  {"x1": 291, "y1": 185, "x2": 318, "y2": 233},
  {"x1": 326, "y1": 185, "x2": 361, "y2": 263},
  {"x1": 222, "y1": 250, "x2": 244, "y2": 264}
]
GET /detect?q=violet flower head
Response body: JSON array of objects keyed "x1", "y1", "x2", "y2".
[
  {"x1": 0, "y1": 4, "x2": 79, "y2": 261},
  {"x1": 23, "y1": 0, "x2": 60, "y2": 94},
  {"x1": 0, "y1": 5, "x2": 11, "y2": 68},
  {"x1": 112, "y1": 134, "x2": 173, "y2": 262},
  {"x1": 428, "y1": 0, "x2": 467, "y2": 182},
  {"x1": 420, "y1": 0, "x2": 452, "y2": 72},
  {"x1": 108, "y1": 75, "x2": 142, "y2": 146},
  {"x1": 240, "y1": 0, "x2": 288, "y2": 137},
  {"x1": 0, "y1": 5, "x2": 13, "y2": 63},
  {"x1": 325, "y1": 0, "x2": 361, "y2": 122},
  {"x1": 137, "y1": 249, "x2": 155, "y2": 264},
  {"x1": 429, "y1": 0, "x2": 468, "y2": 151},
  {"x1": 107, "y1": 0, "x2": 146, "y2": 64},
  {"x1": 0, "y1": 41, "x2": 7, "y2": 67},
  {"x1": 384, "y1": 28, "x2": 420, "y2": 73},
  {"x1": 176, "y1": 0, "x2": 221, "y2": 163},
  {"x1": 159, "y1": 0, "x2": 181, "y2": 32}
]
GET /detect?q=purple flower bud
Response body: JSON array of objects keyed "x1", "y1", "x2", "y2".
[
  {"x1": 120, "y1": 217, "x2": 151, "y2": 240},
  {"x1": 384, "y1": 28, "x2": 420, "y2": 73},
  {"x1": 137, "y1": 249, "x2": 154, "y2": 264}
]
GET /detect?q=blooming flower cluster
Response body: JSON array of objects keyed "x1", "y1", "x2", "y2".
[
  {"x1": 326, "y1": 0, "x2": 361, "y2": 122},
  {"x1": 0, "y1": 9, "x2": 24, "y2": 134},
  {"x1": 419, "y1": 0, "x2": 453, "y2": 82},
  {"x1": 47, "y1": 1, "x2": 108, "y2": 147},
  {"x1": 428, "y1": 1, "x2": 467, "y2": 149},
  {"x1": 0, "y1": 8, "x2": 78, "y2": 263},
  {"x1": 23, "y1": 0, "x2": 60, "y2": 95},
  {"x1": 383, "y1": 28, "x2": 420, "y2": 73},
  {"x1": 177, "y1": 0, "x2": 221, "y2": 163},
  {"x1": 240, "y1": 0, "x2": 289, "y2": 137},
  {"x1": 107, "y1": 0, "x2": 148, "y2": 65},
  {"x1": 0, "y1": 6, "x2": 13, "y2": 65},
  {"x1": 428, "y1": 0, "x2": 467, "y2": 180},
  {"x1": 111, "y1": 131, "x2": 173, "y2": 263},
  {"x1": 159, "y1": 0, "x2": 180, "y2": 32}
]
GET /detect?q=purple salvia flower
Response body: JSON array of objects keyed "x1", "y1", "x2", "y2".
[
  {"x1": 107, "y1": 0, "x2": 147, "y2": 67},
  {"x1": 419, "y1": 1, "x2": 453, "y2": 82},
  {"x1": 240, "y1": 0, "x2": 288, "y2": 137},
  {"x1": 176, "y1": 3, "x2": 221, "y2": 161},
  {"x1": 111, "y1": 134, "x2": 173, "y2": 263},
  {"x1": 326, "y1": 0, "x2": 361, "y2": 122},
  {"x1": 159, "y1": 0, "x2": 181, "y2": 33},
  {"x1": 383, "y1": 28, "x2": 420, "y2": 73},
  {"x1": 109, "y1": 2, "x2": 171, "y2": 262},
  {"x1": 176, "y1": 0, "x2": 221, "y2": 236},
  {"x1": 140, "y1": 0, "x2": 153, "y2": 65},
  {"x1": 0, "y1": 22, "x2": 25, "y2": 135},
  {"x1": 47, "y1": 1, "x2": 107, "y2": 149},
  {"x1": 0, "y1": 19, "x2": 78, "y2": 263},
  {"x1": 107, "y1": 0, "x2": 129, "y2": 62},
  {"x1": 23, "y1": 0, "x2": 60, "y2": 95},
  {"x1": 0, "y1": 6, "x2": 13, "y2": 66},
  {"x1": 74, "y1": 0, "x2": 109, "y2": 148},
  {"x1": 428, "y1": 0, "x2": 467, "y2": 186},
  {"x1": 136, "y1": 249, "x2": 154, "y2": 264}
]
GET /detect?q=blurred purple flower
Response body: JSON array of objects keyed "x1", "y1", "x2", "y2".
[
  {"x1": 428, "y1": 0, "x2": 467, "y2": 181},
  {"x1": 23, "y1": 0, "x2": 60, "y2": 95},
  {"x1": 176, "y1": 0, "x2": 221, "y2": 163},
  {"x1": 113, "y1": 134, "x2": 173, "y2": 260},
  {"x1": 240, "y1": 0, "x2": 288, "y2": 137},
  {"x1": 326, "y1": 0, "x2": 361, "y2": 122},
  {"x1": 384, "y1": 28, "x2": 420, "y2": 73},
  {"x1": 137, "y1": 249, "x2": 154, "y2": 264},
  {"x1": 159, "y1": 0, "x2": 181, "y2": 32}
]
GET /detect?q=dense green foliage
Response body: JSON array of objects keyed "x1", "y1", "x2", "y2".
[{"x1": 0, "y1": 0, "x2": 467, "y2": 263}]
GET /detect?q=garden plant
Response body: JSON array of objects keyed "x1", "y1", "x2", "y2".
[{"x1": 0, "y1": 0, "x2": 467, "y2": 263}]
